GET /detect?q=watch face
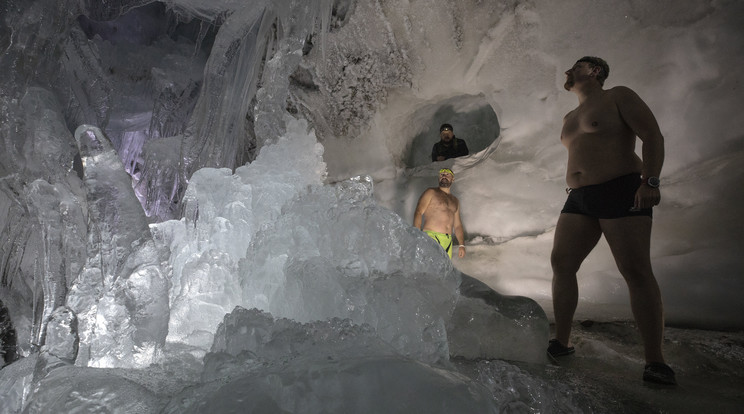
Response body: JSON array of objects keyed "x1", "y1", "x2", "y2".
[{"x1": 647, "y1": 177, "x2": 660, "y2": 187}]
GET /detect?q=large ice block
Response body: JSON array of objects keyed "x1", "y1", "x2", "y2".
[{"x1": 447, "y1": 275, "x2": 550, "y2": 363}]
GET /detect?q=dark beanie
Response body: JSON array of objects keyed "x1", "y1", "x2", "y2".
[{"x1": 440, "y1": 123, "x2": 453, "y2": 132}]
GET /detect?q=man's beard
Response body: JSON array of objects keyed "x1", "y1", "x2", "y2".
[
  {"x1": 439, "y1": 179, "x2": 452, "y2": 188},
  {"x1": 564, "y1": 77, "x2": 574, "y2": 91}
]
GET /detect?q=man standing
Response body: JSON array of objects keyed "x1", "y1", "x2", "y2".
[
  {"x1": 431, "y1": 124, "x2": 469, "y2": 162},
  {"x1": 414, "y1": 168, "x2": 466, "y2": 259},
  {"x1": 549, "y1": 56, "x2": 675, "y2": 385}
]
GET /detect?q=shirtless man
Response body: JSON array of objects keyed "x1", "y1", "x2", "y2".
[
  {"x1": 549, "y1": 56, "x2": 675, "y2": 385},
  {"x1": 414, "y1": 168, "x2": 466, "y2": 259}
]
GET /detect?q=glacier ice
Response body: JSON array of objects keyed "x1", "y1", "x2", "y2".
[
  {"x1": 67, "y1": 125, "x2": 169, "y2": 368},
  {"x1": 1, "y1": 0, "x2": 743, "y2": 412}
]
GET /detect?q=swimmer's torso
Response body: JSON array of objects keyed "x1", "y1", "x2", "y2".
[
  {"x1": 561, "y1": 88, "x2": 643, "y2": 188},
  {"x1": 421, "y1": 188, "x2": 458, "y2": 234}
]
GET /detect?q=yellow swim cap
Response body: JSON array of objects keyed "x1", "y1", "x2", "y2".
[{"x1": 439, "y1": 168, "x2": 454, "y2": 177}]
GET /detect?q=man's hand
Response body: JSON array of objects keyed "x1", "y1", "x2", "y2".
[
  {"x1": 457, "y1": 245, "x2": 466, "y2": 258},
  {"x1": 634, "y1": 185, "x2": 661, "y2": 210}
]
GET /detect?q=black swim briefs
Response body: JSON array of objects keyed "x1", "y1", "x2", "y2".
[{"x1": 561, "y1": 173, "x2": 652, "y2": 219}]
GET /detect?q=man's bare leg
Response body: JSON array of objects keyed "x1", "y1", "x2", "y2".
[
  {"x1": 600, "y1": 216, "x2": 665, "y2": 364},
  {"x1": 551, "y1": 213, "x2": 602, "y2": 347}
]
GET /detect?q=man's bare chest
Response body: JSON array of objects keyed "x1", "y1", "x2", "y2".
[
  {"x1": 562, "y1": 101, "x2": 626, "y2": 142},
  {"x1": 430, "y1": 193, "x2": 457, "y2": 212}
]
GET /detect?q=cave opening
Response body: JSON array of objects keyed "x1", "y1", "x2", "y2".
[{"x1": 405, "y1": 94, "x2": 500, "y2": 168}]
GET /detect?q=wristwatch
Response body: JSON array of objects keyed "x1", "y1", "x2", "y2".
[{"x1": 644, "y1": 176, "x2": 660, "y2": 188}]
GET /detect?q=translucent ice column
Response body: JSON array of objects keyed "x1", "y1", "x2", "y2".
[
  {"x1": 160, "y1": 116, "x2": 327, "y2": 349},
  {"x1": 67, "y1": 125, "x2": 169, "y2": 368}
]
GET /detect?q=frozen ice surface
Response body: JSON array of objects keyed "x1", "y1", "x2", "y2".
[
  {"x1": 67, "y1": 125, "x2": 169, "y2": 368},
  {"x1": 39, "y1": 307, "x2": 78, "y2": 364},
  {"x1": 208, "y1": 307, "x2": 398, "y2": 366},
  {"x1": 164, "y1": 307, "x2": 500, "y2": 413},
  {"x1": 23, "y1": 365, "x2": 162, "y2": 413},
  {"x1": 448, "y1": 275, "x2": 550, "y2": 363},
  {"x1": 161, "y1": 116, "x2": 328, "y2": 349},
  {"x1": 0, "y1": 355, "x2": 36, "y2": 413},
  {"x1": 159, "y1": 118, "x2": 470, "y2": 364},
  {"x1": 181, "y1": 3, "x2": 270, "y2": 172},
  {"x1": 166, "y1": 356, "x2": 498, "y2": 414},
  {"x1": 1, "y1": 0, "x2": 744, "y2": 412},
  {"x1": 0, "y1": 87, "x2": 88, "y2": 354}
]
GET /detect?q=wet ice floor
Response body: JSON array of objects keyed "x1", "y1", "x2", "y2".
[{"x1": 489, "y1": 321, "x2": 744, "y2": 413}]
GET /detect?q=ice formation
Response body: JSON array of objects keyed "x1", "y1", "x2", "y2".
[{"x1": 1, "y1": 0, "x2": 743, "y2": 412}]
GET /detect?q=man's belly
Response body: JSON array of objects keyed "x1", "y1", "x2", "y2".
[
  {"x1": 422, "y1": 223, "x2": 453, "y2": 235},
  {"x1": 566, "y1": 155, "x2": 642, "y2": 188},
  {"x1": 566, "y1": 168, "x2": 641, "y2": 188}
]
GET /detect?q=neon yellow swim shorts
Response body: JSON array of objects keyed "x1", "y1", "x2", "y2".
[{"x1": 425, "y1": 230, "x2": 453, "y2": 258}]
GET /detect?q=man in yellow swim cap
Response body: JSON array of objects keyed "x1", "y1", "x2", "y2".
[{"x1": 413, "y1": 168, "x2": 466, "y2": 259}]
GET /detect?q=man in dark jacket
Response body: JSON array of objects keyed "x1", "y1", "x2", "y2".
[{"x1": 431, "y1": 123, "x2": 469, "y2": 162}]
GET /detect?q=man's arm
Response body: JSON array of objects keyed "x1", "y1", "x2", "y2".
[
  {"x1": 431, "y1": 144, "x2": 439, "y2": 162},
  {"x1": 615, "y1": 86, "x2": 665, "y2": 209},
  {"x1": 414, "y1": 189, "x2": 433, "y2": 229},
  {"x1": 453, "y1": 202, "x2": 466, "y2": 258},
  {"x1": 457, "y1": 139, "x2": 469, "y2": 157}
]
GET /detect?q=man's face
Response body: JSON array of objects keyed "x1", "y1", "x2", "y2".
[
  {"x1": 564, "y1": 61, "x2": 593, "y2": 91},
  {"x1": 440, "y1": 129, "x2": 454, "y2": 143},
  {"x1": 438, "y1": 172, "x2": 454, "y2": 188}
]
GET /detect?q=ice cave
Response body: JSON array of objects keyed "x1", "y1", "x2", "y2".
[{"x1": 1, "y1": 0, "x2": 743, "y2": 412}]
